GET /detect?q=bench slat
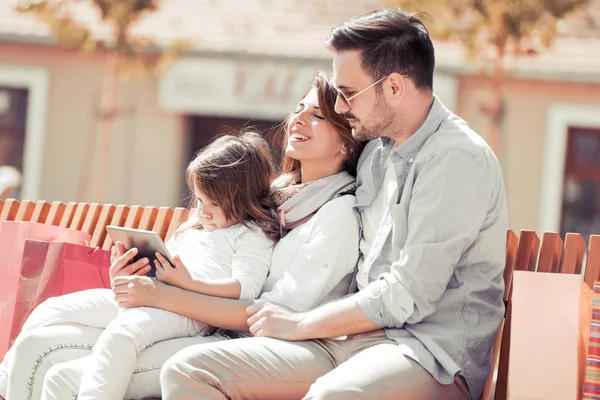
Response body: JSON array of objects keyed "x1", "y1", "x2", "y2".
[
  {"x1": 30, "y1": 201, "x2": 51, "y2": 223},
  {"x1": 165, "y1": 208, "x2": 190, "y2": 241},
  {"x1": 80, "y1": 204, "x2": 103, "y2": 236},
  {"x1": 102, "y1": 205, "x2": 131, "y2": 250},
  {"x1": 503, "y1": 230, "x2": 518, "y2": 302},
  {"x1": 14, "y1": 200, "x2": 35, "y2": 221},
  {"x1": 123, "y1": 206, "x2": 144, "y2": 230},
  {"x1": 90, "y1": 205, "x2": 116, "y2": 249},
  {"x1": 68, "y1": 203, "x2": 91, "y2": 231},
  {"x1": 584, "y1": 235, "x2": 600, "y2": 289},
  {"x1": 514, "y1": 230, "x2": 540, "y2": 272},
  {"x1": 0, "y1": 199, "x2": 20, "y2": 222},
  {"x1": 537, "y1": 232, "x2": 562, "y2": 273},
  {"x1": 45, "y1": 202, "x2": 67, "y2": 226},
  {"x1": 58, "y1": 202, "x2": 79, "y2": 228},
  {"x1": 152, "y1": 208, "x2": 174, "y2": 240},
  {"x1": 138, "y1": 207, "x2": 159, "y2": 231},
  {"x1": 559, "y1": 233, "x2": 585, "y2": 275}
]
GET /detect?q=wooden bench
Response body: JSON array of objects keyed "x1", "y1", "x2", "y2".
[{"x1": 1, "y1": 198, "x2": 599, "y2": 399}]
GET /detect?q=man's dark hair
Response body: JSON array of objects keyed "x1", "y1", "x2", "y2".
[{"x1": 325, "y1": 9, "x2": 435, "y2": 92}]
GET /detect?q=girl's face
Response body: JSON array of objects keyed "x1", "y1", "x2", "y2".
[
  {"x1": 285, "y1": 89, "x2": 346, "y2": 166},
  {"x1": 195, "y1": 188, "x2": 237, "y2": 232}
]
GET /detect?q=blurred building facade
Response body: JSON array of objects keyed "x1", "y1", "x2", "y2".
[{"x1": 0, "y1": 0, "x2": 599, "y2": 238}]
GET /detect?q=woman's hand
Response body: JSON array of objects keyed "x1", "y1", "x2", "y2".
[
  {"x1": 112, "y1": 275, "x2": 169, "y2": 308},
  {"x1": 155, "y1": 254, "x2": 194, "y2": 290},
  {"x1": 109, "y1": 241, "x2": 152, "y2": 284}
]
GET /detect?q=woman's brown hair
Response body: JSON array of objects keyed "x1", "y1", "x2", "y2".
[
  {"x1": 274, "y1": 70, "x2": 363, "y2": 187},
  {"x1": 181, "y1": 132, "x2": 280, "y2": 241}
]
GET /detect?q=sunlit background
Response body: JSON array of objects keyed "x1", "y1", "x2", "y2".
[{"x1": 0, "y1": 0, "x2": 598, "y2": 241}]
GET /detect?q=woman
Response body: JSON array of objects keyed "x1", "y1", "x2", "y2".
[{"x1": 0, "y1": 71, "x2": 362, "y2": 400}]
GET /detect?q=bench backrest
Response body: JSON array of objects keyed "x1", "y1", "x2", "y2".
[{"x1": 0, "y1": 199, "x2": 190, "y2": 250}]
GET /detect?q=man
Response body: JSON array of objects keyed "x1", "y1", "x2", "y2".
[{"x1": 162, "y1": 9, "x2": 507, "y2": 400}]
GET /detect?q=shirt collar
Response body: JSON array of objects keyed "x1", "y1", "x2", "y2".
[{"x1": 382, "y1": 95, "x2": 447, "y2": 159}]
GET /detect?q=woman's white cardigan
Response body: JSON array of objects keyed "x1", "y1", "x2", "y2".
[{"x1": 260, "y1": 195, "x2": 360, "y2": 312}]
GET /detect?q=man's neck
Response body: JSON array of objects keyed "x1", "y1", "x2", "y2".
[{"x1": 389, "y1": 94, "x2": 434, "y2": 147}]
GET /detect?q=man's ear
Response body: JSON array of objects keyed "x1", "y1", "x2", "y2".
[{"x1": 388, "y1": 72, "x2": 406, "y2": 99}]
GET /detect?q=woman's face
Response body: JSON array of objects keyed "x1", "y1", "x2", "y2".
[{"x1": 285, "y1": 88, "x2": 346, "y2": 166}]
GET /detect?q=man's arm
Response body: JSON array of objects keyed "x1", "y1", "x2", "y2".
[
  {"x1": 303, "y1": 295, "x2": 381, "y2": 338},
  {"x1": 247, "y1": 294, "x2": 381, "y2": 340}
]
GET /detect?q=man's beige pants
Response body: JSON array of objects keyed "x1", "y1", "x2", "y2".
[{"x1": 160, "y1": 330, "x2": 471, "y2": 400}]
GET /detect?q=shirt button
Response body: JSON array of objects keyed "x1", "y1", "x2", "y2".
[{"x1": 408, "y1": 158, "x2": 414, "y2": 163}]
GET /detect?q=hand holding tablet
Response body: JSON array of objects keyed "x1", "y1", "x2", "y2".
[{"x1": 106, "y1": 226, "x2": 175, "y2": 278}]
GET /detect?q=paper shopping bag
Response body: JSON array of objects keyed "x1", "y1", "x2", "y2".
[
  {"x1": 8, "y1": 241, "x2": 111, "y2": 352},
  {"x1": 0, "y1": 221, "x2": 90, "y2": 361},
  {"x1": 508, "y1": 271, "x2": 593, "y2": 400},
  {"x1": 34, "y1": 241, "x2": 111, "y2": 303}
]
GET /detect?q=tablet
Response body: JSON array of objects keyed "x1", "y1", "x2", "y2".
[{"x1": 105, "y1": 226, "x2": 175, "y2": 278}]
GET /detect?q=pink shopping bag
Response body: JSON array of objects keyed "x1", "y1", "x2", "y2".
[
  {"x1": 10, "y1": 240, "x2": 111, "y2": 344},
  {"x1": 0, "y1": 221, "x2": 90, "y2": 361}
]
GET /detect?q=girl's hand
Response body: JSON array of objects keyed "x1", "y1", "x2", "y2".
[
  {"x1": 112, "y1": 275, "x2": 168, "y2": 308},
  {"x1": 109, "y1": 242, "x2": 152, "y2": 284},
  {"x1": 109, "y1": 241, "x2": 124, "y2": 264},
  {"x1": 155, "y1": 254, "x2": 194, "y2": 290}
]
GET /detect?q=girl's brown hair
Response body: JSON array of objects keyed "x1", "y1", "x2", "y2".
[
  {"x1": 274, "y1": 70, "x2": 363, "y2": 187},
  {"x1": 182, "y1": 132, "x2": 279, "y2": 241}
]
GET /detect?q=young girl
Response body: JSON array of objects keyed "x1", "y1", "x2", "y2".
[{"x1": 0, "y1": 132, "x2": 278, "y2": 400}]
